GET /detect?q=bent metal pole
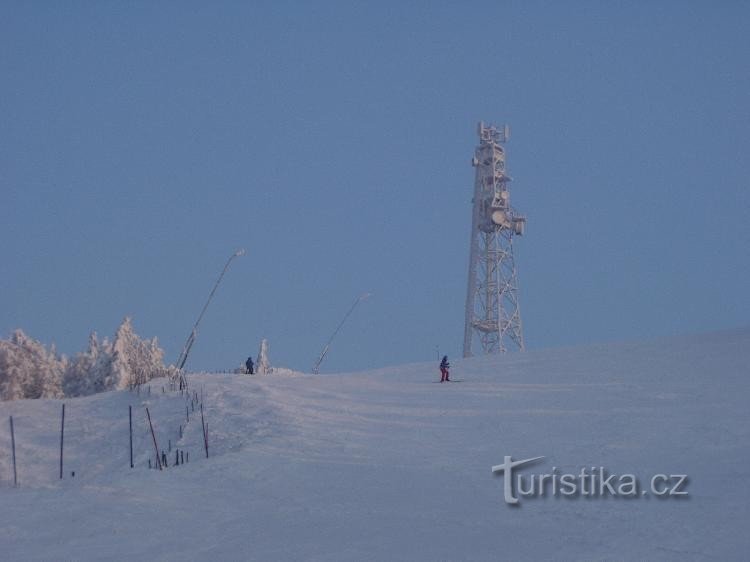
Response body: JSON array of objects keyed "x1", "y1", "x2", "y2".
[
  {"x1": 312, "y1": 293, "x2": 371, "y2": 374},
  {"x1": 176, "y1": 249, "x2": 246, "y2": 370}
]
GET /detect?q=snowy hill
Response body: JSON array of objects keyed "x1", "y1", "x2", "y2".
[{"x1": 1, "y1": 329, "x2": 749, "y2": 561}]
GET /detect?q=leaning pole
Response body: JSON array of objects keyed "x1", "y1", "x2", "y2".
[
  {"x1": 312, "y1": 293, "x2": 370, "y2": 374},
  {"x1": 175, "y1": 249, "x2": 245, "y2": 371}
]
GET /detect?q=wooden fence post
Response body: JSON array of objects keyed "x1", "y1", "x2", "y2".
[
  {"x1": 129, "y1": 405, "x2": 134, "y2": 468},
  {"x1": 200, "y1": 403, "x2": 208, "y2": 458},
  {"x1": 145, "y1": 407, "x2": 162, "y2": 470},
  {"x1": 10, "y1": 416, "x2": 17, "y2": 487},
  {"x1": 59, "y1": 403, "x2": 65, "y2": 480}
]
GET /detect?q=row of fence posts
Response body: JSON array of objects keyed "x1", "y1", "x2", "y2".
[
  {"x1": 139, "y1": 381, "x2": 209, "y2": 471},
  {"x1": 7, "y1": 378, "x2": 211, "y2": 487}
]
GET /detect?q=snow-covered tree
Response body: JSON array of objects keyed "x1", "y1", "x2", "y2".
[
  {"x1": 3, "y1": 318, "x2": 172, "y2": 400},
  {"x1": 64, "y1": 318, "x2": 171, "y2": 396},
  {"x1": 256, "y1": 338, "x2": 271, "y2": 375},
  {"x1": 110, "y1": 317, "x2": 168, "y2": 390},
  {"x1": 0, "y1": 330, "x2": 64, "y2": 400},
  {"x1": 63, "y1": 332, "x2": 101, "y2": 397},
  {"x1": 0, "y1": 342, "x2": 26, "y2": 401}
]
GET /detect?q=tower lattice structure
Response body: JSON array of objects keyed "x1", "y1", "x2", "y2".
[{"x1": 463, "y1": 122, "x2": 526, "y2": 357}]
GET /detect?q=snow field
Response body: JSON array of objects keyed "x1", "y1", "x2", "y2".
[{"x1": 0, "y1": 328, "x2": 748, "y2": 560}]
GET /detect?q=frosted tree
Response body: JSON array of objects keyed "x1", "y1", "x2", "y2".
[
  {"x1": 38, "y1": 342, "x2": 66, "y2": 399},
  {"x1": 104, "y1": 317, "x2": 169, "y2": 391},
  {"x1": 2, "y1": 318, "x2": 172, "y2": 400},
  {"x1": 15, "y1": 330, "x2": 64, "y2": 399},
  {"x1": 0, "y1": 330, "x2": 64, "y2": 400},
  {"x1": 87, "y1": 336, "x2": 114, "y2": 394},
  {"x1": 109, "y1": 318, "x2": 138, "y2": 390},
  {"x1": 256, "y1": 338, "x2": 271, "y2": 375},
  {"x1": 64, "y1": 319, "x2": 171, "y2": 396},
  {"x1": 0, "y1": 341, "x2": 26, "y2": 401},
  {"x1": 63, "y1": 332, "x2": 101, "y2": 397}
]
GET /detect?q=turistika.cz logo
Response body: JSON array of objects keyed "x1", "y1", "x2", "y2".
[{"x1": 491, "y1": 456, "x2": 688, "y2": 505}]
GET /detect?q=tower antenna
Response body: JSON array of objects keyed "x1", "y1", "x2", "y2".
[{"x1": 463, "y1": 122, "x2": 526, "y2": 356}]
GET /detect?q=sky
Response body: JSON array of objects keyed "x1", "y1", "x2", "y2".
[{"x1": 1, "y1": 1, "x2": 748, "y2": 374}]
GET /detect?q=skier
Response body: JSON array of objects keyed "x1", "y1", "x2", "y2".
[
  {"x1": 440, "y1": 355, "x2": 450, "y2": 382},
  {"x1": 245, "y1": 356, "x2": 254, "y2": 375}
]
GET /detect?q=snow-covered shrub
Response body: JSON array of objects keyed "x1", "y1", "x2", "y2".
[{"x1": 0, "y1": 330, "x2": 65, "y2": 401}]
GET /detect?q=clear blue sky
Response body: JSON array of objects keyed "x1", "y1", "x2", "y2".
[{"x1": 1, "y1": 2, "x2": 748, "y2": 373}]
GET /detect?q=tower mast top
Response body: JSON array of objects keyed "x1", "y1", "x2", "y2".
[{"x1": 477, "y1": 122, "x2": 510, "y2": 143}]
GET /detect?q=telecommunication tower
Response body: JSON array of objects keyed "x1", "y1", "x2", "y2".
[{"x1": 463, "y1": 122, "x2": 526, "y2": 357}]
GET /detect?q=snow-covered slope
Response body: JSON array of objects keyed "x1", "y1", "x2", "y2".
[{"x1": 1, "y1": 329, "x2": 748, "y2": 561}]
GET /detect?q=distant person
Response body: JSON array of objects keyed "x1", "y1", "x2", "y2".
[
  {"x1": 246, "y1": 356, "x2": 254, "y2": 375},
  {"x1": 440, "y1": 355, "x2": 450, "y2": 382}
]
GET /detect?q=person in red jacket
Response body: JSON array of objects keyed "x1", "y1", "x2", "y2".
[{"x1": 440, "y1": 355, "x2": 450, "y2": 382}]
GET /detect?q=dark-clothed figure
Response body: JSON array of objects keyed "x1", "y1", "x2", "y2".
[
  {"x1": 440, "y1": 355, "x2": 450, "y2": 382},
  {"x1": 246, "y1": 357, "x2": 254, "y2": 375}
]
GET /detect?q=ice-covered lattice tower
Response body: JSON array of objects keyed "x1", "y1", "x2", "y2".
[{"x1": 463, "y1": 122, "x2": 526, "y2": 357}]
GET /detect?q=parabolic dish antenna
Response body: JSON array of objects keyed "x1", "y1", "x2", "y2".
[{"x1": 491, "y1": 210, "x2": 511, "y2": 228}]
